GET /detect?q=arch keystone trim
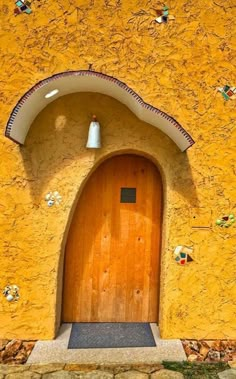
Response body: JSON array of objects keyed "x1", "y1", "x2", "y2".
[{"x1": 5, "y1": 70, "x2": 194, "y2": 151}]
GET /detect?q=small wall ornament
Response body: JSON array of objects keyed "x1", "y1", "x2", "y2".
[
  {"x1": 3, "y1": 285, "x2": 20, "y2": 302},
  {"x1": 14, "y1": 0, "x2": 32, "y2": 15},
  {"x1": 217, "y1": 85, "x2": 236, "y2": 101},
  {"x1": 174, "y1": 246, "x2": 193, "y2": 265},
  {"x1": 216, "y1": 214, "x2": 235, "y2": 228},
  {"x1": 155, "y1": 5, "x2": 175, "y2": 24},
  {"x1": 45, "y1": 191, "x2": 62, "y2": 207}
]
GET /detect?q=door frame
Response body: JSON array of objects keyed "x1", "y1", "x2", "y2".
[{"x1": 58, "y1": 150, "x2": 165, "y2": 330}]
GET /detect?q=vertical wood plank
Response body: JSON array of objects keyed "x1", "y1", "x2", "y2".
[{"x1": 62, "y1": 155, "x2": 162, "y2": 322}]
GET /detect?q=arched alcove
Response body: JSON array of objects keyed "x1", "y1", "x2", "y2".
[{"x1": 5, "y1": 70, "x2": 194, "y2": 152}]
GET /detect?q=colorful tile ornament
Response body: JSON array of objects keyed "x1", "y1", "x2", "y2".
[
  {"x1": 216, "y1": 214, "x2": 235, "y2": 228},
  {"x1": 155, "y1": 5, "x2": 175, "y2": 24},
  {"x1": 14, "y1": 0, "x2": 32, "y2": 16},
  {"x1": 45, "y1": 191, "x2": 62, "y2": 207},
  {"x1": 24, "y1": 7, "x2": 32, "y2": 14},
  {"x1": 14, "y1": 7, "x2": 21, "y2": 15},
  {"x1": 174, "y1": 246, "x2": 193, "y2": 265},
  {"x1": 3, "y1": 285, "x2": 20, "y2": 302},
  {"x1": 217, "y1": 86, "x2": 236, "y2": 101}
]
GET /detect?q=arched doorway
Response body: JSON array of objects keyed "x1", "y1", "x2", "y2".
[{"x1": 62, "y1": 154, "x2": 163, "y2": 322}]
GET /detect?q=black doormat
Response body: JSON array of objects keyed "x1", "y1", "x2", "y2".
[{"x1": 68, "y1": 323, "x2": 156, "y2": 349}]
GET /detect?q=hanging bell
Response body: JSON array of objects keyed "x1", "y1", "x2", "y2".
[{"x1": 86, "y1": 115, "x2": 101, "y2": 149}]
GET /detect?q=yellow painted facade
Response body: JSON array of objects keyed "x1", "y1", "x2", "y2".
[{"x1": 0, "y1": 0, "x2": 236, "y2": 340}]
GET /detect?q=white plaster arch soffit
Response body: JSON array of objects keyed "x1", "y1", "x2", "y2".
[{"x1": 5, "y1": 70, "x2": 194, "y2": 151}]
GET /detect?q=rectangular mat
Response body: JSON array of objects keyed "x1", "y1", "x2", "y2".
[{"x1": 68, "y1": 323, "x2": 156, "y2": 349}]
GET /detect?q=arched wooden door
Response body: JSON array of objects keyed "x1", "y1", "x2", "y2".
[{"x1": 62, "y1": 155, "x2": 163, "y2": 322}]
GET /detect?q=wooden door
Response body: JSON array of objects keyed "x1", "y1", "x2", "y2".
[{"x1": 62, "y1": 155, "x2": 162, "y2": 322}]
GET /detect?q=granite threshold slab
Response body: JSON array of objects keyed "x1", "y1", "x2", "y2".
[{"x1": 28, "y1": 323, "x2": 187, "y2": 365}]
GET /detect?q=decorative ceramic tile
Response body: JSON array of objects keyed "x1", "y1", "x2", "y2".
[
  {"x1": 16, "y1": 0, "x2": 24, "y2": 6},
  {"x1": 45, "y1": 191, "x2": 62, "y2": 207},
  {"x1": 216, "y1": 214, "x2": 235, "y2": 228},
  {"x1": 14, "y1": 7, "x2": 21, "y2": 15},
  {"x1": 3, "y1": 285, "x2": 20, "y2": 301},
  {"x1": 155, "y1": 5, "x2": 175, "y2": 24},
  {"x1": 187, "y1": 255, "x2": 194, "y2": 262},
  {"x1": 174, "y1": 246, "x2": 193, "y2": 265},
  {"x1": 217, "y1": 86, "x2": 236, "y2": 100},
  {"x1": 14, "y1": 0, "x2": 32, "y2": 16}
]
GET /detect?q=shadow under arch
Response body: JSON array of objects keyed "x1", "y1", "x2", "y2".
[{"x1": 19, "y1": 92, "x2": 198, "y2": 206}]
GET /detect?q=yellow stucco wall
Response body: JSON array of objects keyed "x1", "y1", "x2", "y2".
[{"x1": 0, "y1": 0, "x2": 236, "y2": 340}]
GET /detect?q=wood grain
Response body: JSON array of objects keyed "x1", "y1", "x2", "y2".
[{"x1": 62, "y1": 155, "x2": 162, "y2": 322}]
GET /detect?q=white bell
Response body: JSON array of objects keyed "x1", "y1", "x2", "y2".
[{"x1": 86, "y1": 115, "x2": 101, "y2": 149}]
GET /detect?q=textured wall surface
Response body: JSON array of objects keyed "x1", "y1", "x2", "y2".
[{"x1": 0, "y1": 0, "x2": 235, "y2": 340}]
